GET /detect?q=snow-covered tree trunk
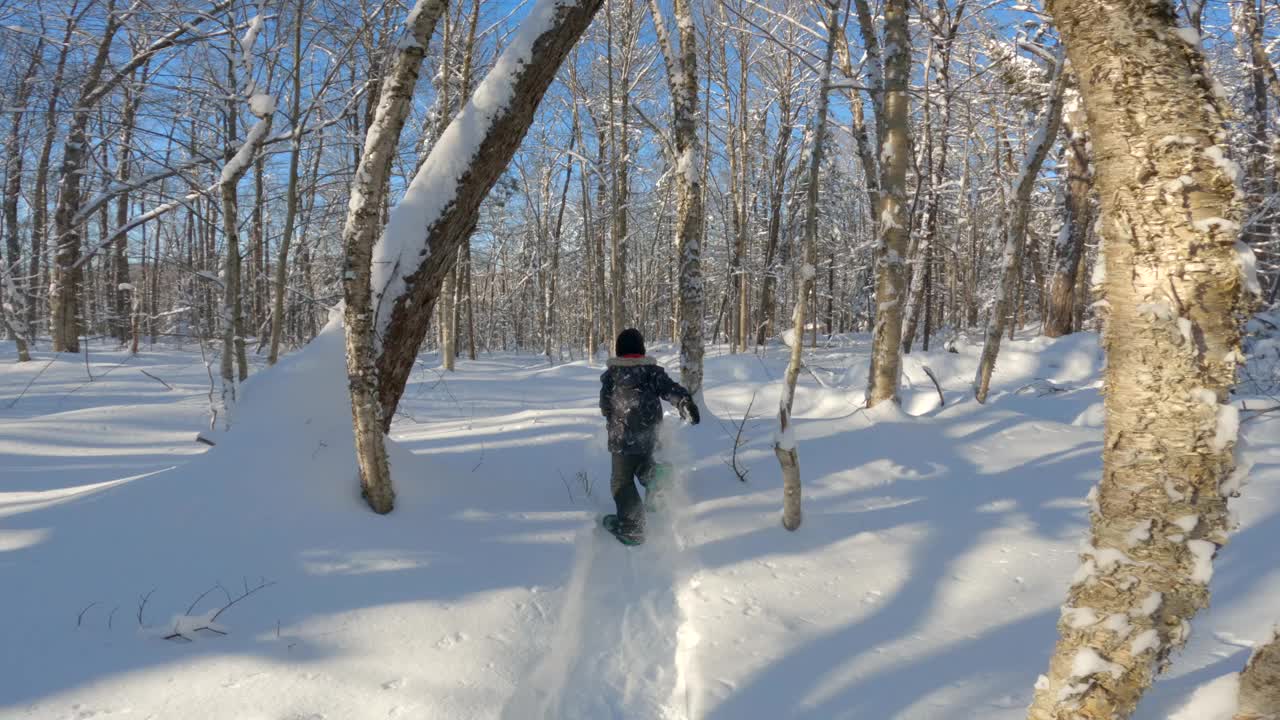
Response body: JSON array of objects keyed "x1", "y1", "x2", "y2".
[
  {"x1": 544, "y1": 111, "x2": 577, "y2": 363},
  {"x1": 30, "y1": 17, "x2": 77, "y2": 337},
  {"x1": 369, "y1": 0, "x2": 607, "y2": 427},
  {"x1": 2, "y1": 42, "x2": 40, "y2": 362},
  {"x1": 268, "y1": 0, "x2": 306, "y2": 366},
  {"x1": 776, "y1": 0, "x2": 839, "y2": 532},
  {"x1": 1025, "y1": 1, "x2": 1255, "y2": 716},
  {"x1": 604, "y1": 1, "x2": 630, "y2": 348},
  {"x1": 219, "y1": 12, "x2": 274, "y2": 426},
  {"x1": 1237, "y1": 628, "x2": 1280, "y2": 719},
  {"x1": 49, "y1": 2, "x2": 121, "y2": 353},
  {"x1": 647, "y1": 0, "x2": 705, "y2": 394},
  {"x1": 440, "y1": 263, "x2": 457, "y2": 371},
  {"x1": 341, "y1": 0, "x2": 448, "y2": 513},
  {"x1": 863, "y1": 0, "x2": 912, "y2": 407},
  {"x1": 756, "y1": 72, "x2": 794, "y2": 347},
  {"x1": 112, "y1": 74, "x2": 142, "y2": 344},
  {"x1": 902, "y1": 0, "x2": 965, "y2": 354},
  {"x1": 974, "y1": 55, "x2": 1066, "y2": 403},
  {"x1": 1230, "y1": 0, "x2": 1270, "y2": 268},
  {"x1": 1044, "y1": 90, "x2": 1092, "y2": 338}
]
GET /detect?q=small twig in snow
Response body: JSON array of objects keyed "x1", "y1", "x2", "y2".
[
  {"x1": 208, "y1": 578, "x2": 275, "y2": 624},
  {"x1": 559, "y1": 469, "x2": 574, "y2": 503},
  {"x1": 77, "y1": 601, "x2": 100, "y2": 628},
  {"x1": 140, "y1": 369, "x2": 173, "y2": 390},
  {"x1": 724, "y1": 391, "x2": 757, "y2": 483},
  {"x1": 921, "y1": 365, "x2": 945, "y2": 407},
  {"x1": 137, "y1": 588, "x2": 157, "y2": 626},
  {"x1": 186, "y1": 584, "x2": 221, "y2": 615},
  {"x1": 5, "y1": 358, "x2": 56, "y2": 408}
]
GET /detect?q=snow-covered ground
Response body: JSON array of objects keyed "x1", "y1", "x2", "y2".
[{"x1": 2, "y1": 320, "x2": 1277, "y2": 719}]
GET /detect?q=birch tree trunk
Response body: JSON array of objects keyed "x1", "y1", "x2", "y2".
[
  {"x1": 30, "y1": 17, "x2": 80, "y2": 337},
  {"x1": 974, "y1": 57, "x2": 1066, "y2": 403},
  {"x1": 605, "y1": 0, "x2": 628, "y2": 346},
  {"x1": 776, "y1": 0, "x2": 839, "y2": 532},
  {"x1": 756, "y1": 67, "x2": 794, "y2": 347},
  {"x1": 1231, "y1": 0, "x2": 1269, "y2": 267},
  {"x1": 112, "y1": 73, "x2": 142, "y2": 344},
  {"x1": 219, "y1": 21, "x2": 275, "y2": 425},
  {"x1": 1025, "y1": 0, "x2": 1254, "y2": 714},
  {"x1": 1237, "y1": 629, "x2": 1280, "y2": 720},
  {"x1": 647, "y1": 0, "x2": 705, "y2": 395},
  {"x1": 544, "y1": 111, "x2": 578, "y2": 362},
  {"x1": 902, "y1": 0, "x2": 965, "y2": 354},
  {"x1": 440, "y1": 263, "x2": 456, "y2": 370},
  {"x1": 1044, "y1": 91, "x2": 1092, "y2": 337},
  {"x1": 268, "y1": 0, "x2": 306, "y2": 366},
  {"x1": 860, "y1": 0, "x2": 912, "y2": 407},
  {"x1": 341, "y1": 0, "x2": 448, "y2": 514}
]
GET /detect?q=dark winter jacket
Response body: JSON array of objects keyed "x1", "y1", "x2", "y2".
[{"x1": 599, "y1": 357, "x2": 691, "y2": 455}]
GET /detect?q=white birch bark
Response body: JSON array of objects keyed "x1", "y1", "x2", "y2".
[
  {"x1": 974, "y1": 53, "x2": 1066, "y2": 403},
  {"x1": 219, "y1": 8, "x2": 275, "y2": 428},
  {"x1": 1237, "y1": 628, "x2": 1280, "y2": 719},
  {"x1": 776, "y1": 0, "x2": 840, "y2": 532},
  {"x1": 1026, "y1": 1, "x2": 1255, "y2": 716},
  {"x1": 646, "y1": 0, "x2": 705, "y2": 395},
  {"x1": 341, "y1": 0, "x2": 449, "y2": 513},
  {"x1": 863, "y1": 0, "x2": 912, "y2": 407}
]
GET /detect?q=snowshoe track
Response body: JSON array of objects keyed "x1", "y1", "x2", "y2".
[{"x1": 503, "y1": 431, "x2": 701, "y2": 720}]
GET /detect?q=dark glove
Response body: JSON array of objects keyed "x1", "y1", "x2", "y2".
[{"x1": 679, "y1": 397, "x2": 700, "y2": 425}]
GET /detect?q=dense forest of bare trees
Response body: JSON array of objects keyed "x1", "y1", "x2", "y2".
[
  {"x1": 0, "y1": 0, "x2": 1277, "y2": 712},
  {"x1": 0, "y1": 0, "x2": 1273, "y2": 372}
]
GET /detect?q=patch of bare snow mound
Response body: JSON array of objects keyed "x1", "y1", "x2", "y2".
[{"x1": 211, "y1": 306, "x2": 431, "y2": 508}]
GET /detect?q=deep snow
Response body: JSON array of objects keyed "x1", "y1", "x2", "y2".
[{"x1": 1, "y1": 322, "x2": 1277, "y2": 719}]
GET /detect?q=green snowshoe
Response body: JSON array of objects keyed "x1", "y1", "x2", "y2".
[
  {"x1": 601, "y1": 514, "x2": 643, "y2": 546},
  {"x1": 643, "y1": 463, "x2": 674, "y2": 512}
]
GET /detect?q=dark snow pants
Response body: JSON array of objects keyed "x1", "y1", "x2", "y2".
[{"x1": 611, "y1": 452, "x2": 656, "y2": 539}]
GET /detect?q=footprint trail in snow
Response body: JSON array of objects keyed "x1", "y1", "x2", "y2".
[{"x1": 503, "y1": 427, "x2": 702, "y2": 720}]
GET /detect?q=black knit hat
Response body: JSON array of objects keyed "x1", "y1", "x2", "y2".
[{"x1": 615, "y1": 328, "x2": 645, "y2": 356}]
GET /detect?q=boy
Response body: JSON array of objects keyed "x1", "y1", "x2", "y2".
[{"x1": 599, "y1": 328, "x2": 700, "y2": 545}]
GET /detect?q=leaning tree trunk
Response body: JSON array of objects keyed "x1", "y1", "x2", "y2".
[
  {"x1": 1044, "y1": 90, "x2": 1092, "y2": 338},
  {"x1": 1236, "y1": 628, "x2": 1280, "y2": 720},
  {"x1": 1025, "y1": 1, "x2": 1256, "y2": 717},
  {"x1": 863, "y1": 0, "x2": 911, "y2": 407},
  {"x1": 368, "y1": 0, "x2": 607, "y2": 431},
  {"x1": 776, "y1": 0, "x2": 839, "y2": 532},
  {"x1": 974, "y1": 57, "x2": 1066, "y2": 403},
  {"x1": 340, "y1": 0, "x2": 448, "y2": 514}
]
